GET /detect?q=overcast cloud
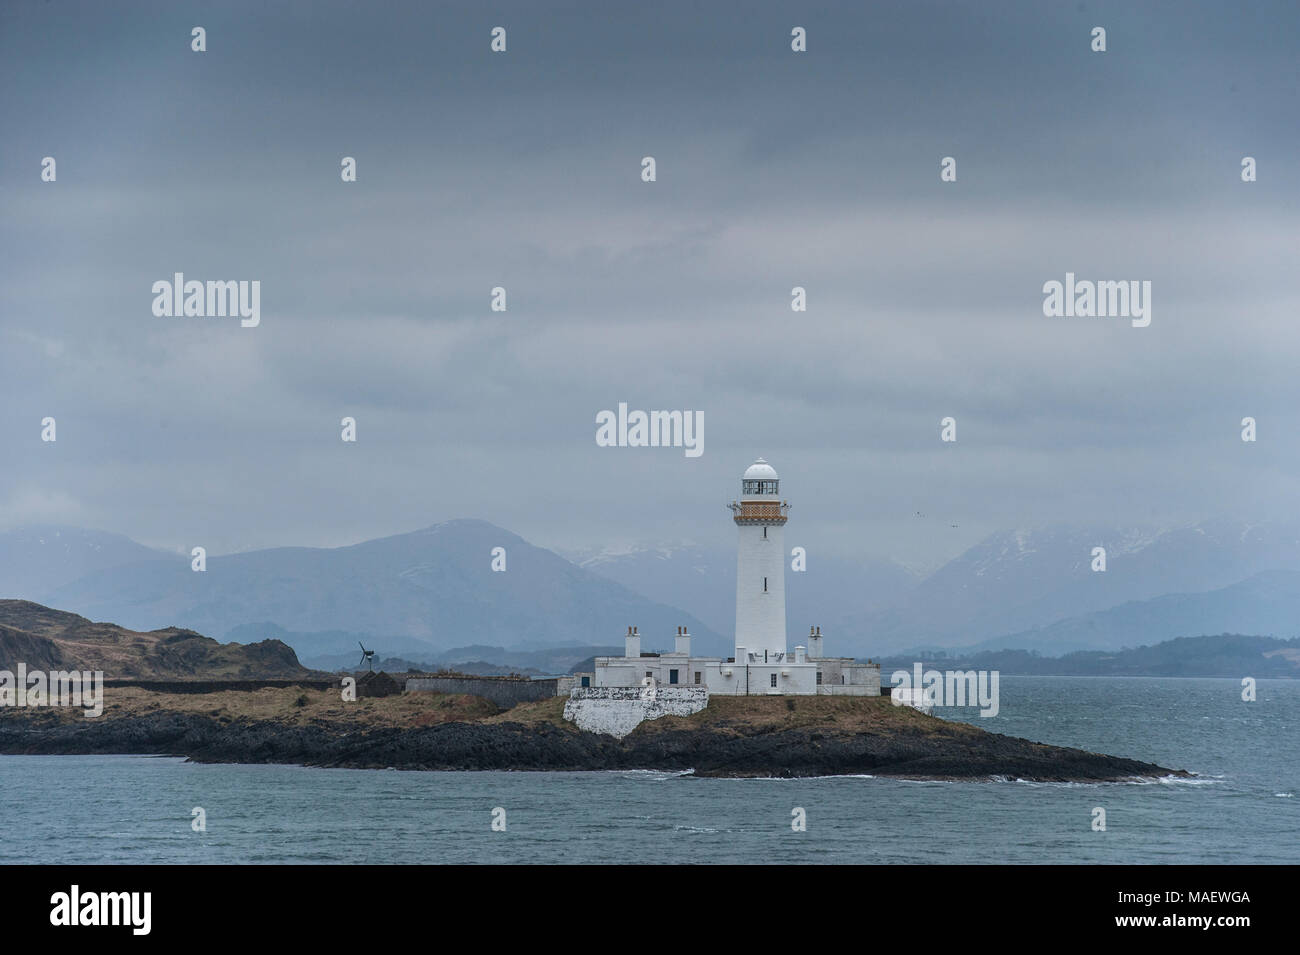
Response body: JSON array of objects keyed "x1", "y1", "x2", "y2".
[{"x1": 2, "y1": 0, "x2": 1297, "y2": 571}]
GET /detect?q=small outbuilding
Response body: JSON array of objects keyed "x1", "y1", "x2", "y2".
[{"x1": 355, "y1": 670, "x2": 402, "y2": 698}]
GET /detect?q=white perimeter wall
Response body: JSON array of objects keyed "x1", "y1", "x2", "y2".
[{"x1": 564, "y1": 686, "x2": 709, "y2": 738}]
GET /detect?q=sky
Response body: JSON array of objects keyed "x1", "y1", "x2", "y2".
[{"x1": 2, "y1": 0, "x2": 1297, "y2": 571}]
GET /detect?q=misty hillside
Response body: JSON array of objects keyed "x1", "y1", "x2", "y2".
[
  {"x1": 22, "y1": 520, "x2": 729, "y2": 656},
  {"x1": 839, "y1": 520, "x2": 1300, "y2": 654},
  {"x1": 0, "y1": 526, "x2": 172, "y2": 601},
  {"x1": 967, "y1": 570, "x2": 1300, "y2": 654}
]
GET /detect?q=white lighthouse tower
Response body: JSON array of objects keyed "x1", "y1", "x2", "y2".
[
  {"x1": 579, "y1": 455, "x2": 882, "y2": 705},
  {"x1": 729, "y1": 458, "x2": 790, "y2": 664}
]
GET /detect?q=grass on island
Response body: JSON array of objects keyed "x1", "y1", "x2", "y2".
[
  {"x1": 3, "y1": 683, "x2": 979, "y2": 741},
  {"x1": 620, "y1": 694, "x2": 983, "y2": 738},
  {"x1": 4, "y1": 685, "x2": 497, "y2": 729}
]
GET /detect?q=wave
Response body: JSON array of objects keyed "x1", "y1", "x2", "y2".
[
  {"x1": 1143, "y1": 773, "x2": 1223, "y2": 786},
  {"x1": 615, "y1": 769, "x2": 694, "y2": 780}
]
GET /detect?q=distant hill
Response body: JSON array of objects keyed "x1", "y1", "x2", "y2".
[
  {"x1": 878, "y1": 633, "x2": 1300, "y2": 679},
  {"x1": 0, "y1": 600, "x2": 312, "y2": 680},
  {"x1": 224, "y1": 622, "x2": 446, "y2": 665},
  {"x1": 965, "y1": 570, "x2": 1300, "y2": 654},
  {"x1": 344, "y1": 657, "x2": 548, "y2": 678},
  {"x1": 300, "y1": 642, "x2": 624, "y2": 675},
  {"x1": 840, "y1": 520, "x2": 1300, "y2": 654},
  {"x1": 27, "y1": 520, "x2": 728, "y2": 656}
]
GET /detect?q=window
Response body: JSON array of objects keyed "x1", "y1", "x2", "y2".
[
  {"x1": 770, "y1": 673, "x2": 778, "y2": 688},
  {"x1": 669, "y1": 669, "x2": 679, "y2": 685},
  {"x1": 763, "y1": 576, "x2": 768, "y2": 593},
  {"x1": 816, "y1": 671, "x2": 822, "y2": 685},
  {"x1": 762, "y1": 526, "x2": 767, "y2": 539},
  {"x1": 694, "y1": 672, "x2": 701, "y2": 685},
  {"x1": 581, "y1": 676, "x2": 590, "y2": 688},
  {"x1": 645, "y1": 671, "x2": 652, "y2": 678}
]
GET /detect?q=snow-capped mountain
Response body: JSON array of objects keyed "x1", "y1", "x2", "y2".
[{"x1": 842, "y1": 520, "x2": 1300, "y2": 655}]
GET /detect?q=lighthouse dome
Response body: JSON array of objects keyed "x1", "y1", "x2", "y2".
[{"x1": 741, "y1": 458, "x2": 780, "y2": 496}]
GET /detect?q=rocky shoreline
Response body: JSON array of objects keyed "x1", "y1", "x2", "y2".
[{"x1": 0, "y1": 702, "x2": 1187, "y2": 781}]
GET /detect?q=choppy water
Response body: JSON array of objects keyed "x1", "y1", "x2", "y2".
[{"x1": 1, "y1": 677, "x2": 1296, "y2": 863}]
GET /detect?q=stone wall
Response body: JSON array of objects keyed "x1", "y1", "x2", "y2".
[
  {"x1": 101, "y1": 679, "x2": 337, "y2": 694},
  {"x1": 404, "y1": 676, "x2": 559, "y2": 708},
  {"x1": 563, "y1": 685, "x2": 709, "y2": 738}
]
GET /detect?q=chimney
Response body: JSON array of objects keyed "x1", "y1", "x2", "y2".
[
  {"x1": 808, "y1": 626, "x2": 824, "y2": 659},
  {"x1": 625, "y1": 625, "x2": 641, "y2": 659},
  {"x1": 794, "y1": 645, "x2": 806, "y2": 664},
  {"x1": 675, "y1": 626, "x2": 691, "y2": 656}
]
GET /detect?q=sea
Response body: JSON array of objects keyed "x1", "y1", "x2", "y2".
[{"x1": 1, "y1": 676, "x2": 1296, "y2": 864}]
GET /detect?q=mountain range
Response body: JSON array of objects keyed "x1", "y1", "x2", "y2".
[
  {"x1": 838, "y1": 521, "x2": 1300, "y2": 654},
  {"x1": 3, "y1": 522, "x2": 729, "y2": 662},
  {"x1": 1, "y1": 518, "x2": 1297, "y2": 666}
]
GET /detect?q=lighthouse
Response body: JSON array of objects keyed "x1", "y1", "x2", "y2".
[
  {"x1": 729, "y1": 458, "x2": 790, "y2": 664},
  {"x1": 579, "y1": 456, "x2": 881, "y2": 706}
]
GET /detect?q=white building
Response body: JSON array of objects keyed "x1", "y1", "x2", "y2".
[{"x1": 583, "y1": 458, "x2": 881, "y2": 696}]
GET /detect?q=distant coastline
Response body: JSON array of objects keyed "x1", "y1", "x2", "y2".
[
  {"x1": 877, "y1": 634, "x2": 1300, "y2": 680},
  {"x1": 359, "y1": 634, "x2": 1300, "y2": 682}
]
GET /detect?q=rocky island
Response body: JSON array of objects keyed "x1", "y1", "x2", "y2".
[
  {"x1": 0, "y1": 600, "x2": 1188, "y2": 780},
  {"x1": 0, "y1": 683, "x2": 1185, "y2": 781}
]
